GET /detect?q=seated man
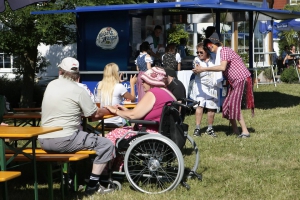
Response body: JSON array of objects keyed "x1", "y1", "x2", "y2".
[
  {"x1": 38, "y1": 57, "x2": 115, "y2": 196},
  {"x1": 165, "y1": 68, "x2": 187, "y2": 120}
]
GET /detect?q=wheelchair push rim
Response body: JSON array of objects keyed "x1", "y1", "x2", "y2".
[{"x1": 124, "y1": 134, "x2": 184, "y2": 194}]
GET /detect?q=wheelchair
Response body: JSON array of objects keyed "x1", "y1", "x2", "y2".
[{"x1": 105, "y1": 99, "x2": 202, "y2": 194}]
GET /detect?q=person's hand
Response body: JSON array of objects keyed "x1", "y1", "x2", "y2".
[
  {"x1": 192, "y1": 64, "x2": 205, "y2": 74},
  {"x1": 130, "y1": 74, "x2": 137, "y2": 85},
  {"x1": 116, "y1": 104, "x2": 128, "y2": 111},
  {"x1": 119, "y1": 73, "x2": 125, "y2": 83},
  {"x1": 104, "y1": 105, "x2": 118, "y2": 115}
]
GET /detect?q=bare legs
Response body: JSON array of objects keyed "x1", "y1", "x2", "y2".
[
  {"x1": 230, "y1": 112, "x2": 249, "y2": 135},
  {"x1": 91, "y1": 163, "x2": 107, "y2": 175},
  {"x1": 207, "y1": 109, "x2": 215, "y2": 126},
  {"x1": 195, "y1": 107, "x2": 204, "y2": 126}
]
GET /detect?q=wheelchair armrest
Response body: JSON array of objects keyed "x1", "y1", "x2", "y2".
[{"x1": 128, "y1": 119, "x2": 159, "y2": 125}]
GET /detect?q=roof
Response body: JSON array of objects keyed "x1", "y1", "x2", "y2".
[{"x1": 31, "y1": 0, "x2": 300, "y2": 20}]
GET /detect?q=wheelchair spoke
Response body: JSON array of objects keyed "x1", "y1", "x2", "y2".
[{"x1": 125, "y1": 135, "x2": 184, "y2": 194}]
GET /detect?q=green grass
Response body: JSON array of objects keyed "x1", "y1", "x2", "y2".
[{"x1": 4, "y1": 83, "x2": 300, "y2": 200}]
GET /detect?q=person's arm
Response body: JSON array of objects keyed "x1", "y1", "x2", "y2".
[
  {"x1": 145, "y1": 54, "x2": 153, "y2": 69},
  {"x1": 89, "y1": 107, "x2": 114, "y2": 121},
  {"x1": 283, "y1": 54, "x2": 288, "y2": 64},
  {"x1": 177, "y1": 63, "x2": 181, "y2": 71},
  {"x1": 176, "y1": 53, "x2": 181, "y2": 71},
  {"x1": 123, "y1": 74, "x2": 137, "y2": 102},
  {"x1": 105, "y1": 91, "x2": 155, "y2": 120},
  {"x1": 192, "y1": 60, "x2": 227, "y2": 73}
]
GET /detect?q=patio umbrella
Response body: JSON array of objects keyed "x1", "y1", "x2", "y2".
[
  {"x1": 274, "y1": 18, "x2": 300, "y2": 31},
  {"x1": 0, "y1": 0, "x2": 47, "y2": 12},
  {"x1": 259, "y1": 21, "x2": 272, "y2": 34}
]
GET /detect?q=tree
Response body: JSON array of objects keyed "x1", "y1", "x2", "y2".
[
  {"x1": 0, "y1": 0, "x2": 141, "y2": 107},
  {"x1": 166, "y1": 24, "x2": 189, "y2": 45},
  {"x1": 0, "y1": 2, "x2": 76, "y2": 106},
  {"x1": 278, "y1": 4, "x2": 300, "y2": 55}
]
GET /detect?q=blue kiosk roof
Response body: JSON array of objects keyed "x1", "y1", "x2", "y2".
[{"x1": 31, "y1": 0, "x2": 300, "y2": 20}]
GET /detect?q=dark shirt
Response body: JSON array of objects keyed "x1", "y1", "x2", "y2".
[
  {"x1": 167, "y1": 78, "x2": 186, "y2": 119},
  {"x1": 287, "y1": 50, "x2": 296, "y2": 66}
]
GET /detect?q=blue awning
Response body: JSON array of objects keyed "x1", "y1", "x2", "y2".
[{"x1": 31, "y1": 0, "x2": 300, "y2": 20}]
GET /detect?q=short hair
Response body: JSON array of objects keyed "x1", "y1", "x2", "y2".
[
  {"x1": 59, "y1": 67, "x2": 80, "y2": 81},
  {"x1": 196, "y1": 42, "x2": 210, "y2": 58},
  {"x1": 166, "y1": 43, "x2": 176, "y2": 52},
  {"x1": 154, "y1": 25, "x2": 162, "y2": 31},
  {"x1": 140, "y1": 41, "x2": 150, "y2": 52},
  {"x1": 180, "y1": 38, "x2": 187, "y2": 45},
  {"x1": 204, "y1": 26, "x2": 216, "y2": 38}
]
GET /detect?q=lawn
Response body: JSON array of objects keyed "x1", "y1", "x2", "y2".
[{"x1": 4, "y1": 83, "x2": 300, "y2": 200}]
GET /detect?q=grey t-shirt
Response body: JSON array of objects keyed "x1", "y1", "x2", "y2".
[{"x1": 39, "y1": 76, "x2": 97, "y2": 138}]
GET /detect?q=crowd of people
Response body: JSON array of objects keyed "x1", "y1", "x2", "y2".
[{"x1": 1, "y1": 25, "x2": 258, "y2": 197}]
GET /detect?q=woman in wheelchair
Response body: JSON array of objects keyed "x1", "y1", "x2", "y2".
[{"x1": 105, "y1": 67, "x2": 176, "y2": 145}]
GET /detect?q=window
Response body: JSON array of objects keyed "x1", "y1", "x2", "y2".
[
  {"x1": 290, "y1": 0, "x2": 300, "y2": 5},
  {"x1": 0, "y1": 52, "x2": 13, "y2": 69}
]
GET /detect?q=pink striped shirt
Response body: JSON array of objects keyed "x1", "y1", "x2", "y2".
[{"x1": 221, "y1": 47, "x2": 251, "y2": 85}]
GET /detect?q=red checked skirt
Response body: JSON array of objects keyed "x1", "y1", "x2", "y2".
[{"x1": 222, "y1": 77, "x2": 255, "y2": 120}]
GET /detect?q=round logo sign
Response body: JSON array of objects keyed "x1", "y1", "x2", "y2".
[{"x1": 96, "y1": 27, "x2": 119, "y2": 50}]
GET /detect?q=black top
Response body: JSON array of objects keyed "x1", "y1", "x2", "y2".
[{"x1": 167, "y1": 78, "x2": 186, "y2": 120}]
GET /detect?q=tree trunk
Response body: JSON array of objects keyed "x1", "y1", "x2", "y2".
[{"x1": 19, "y1": 49, "x2": 38, "y2": 108}]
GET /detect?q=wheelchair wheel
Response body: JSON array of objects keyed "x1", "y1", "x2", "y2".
[
  {"x1": 107, "y1": 180, "x2": 122, "y2": 191},
  {"x1": 124, "y1": 134, "x2": 184, "y2": 194}
]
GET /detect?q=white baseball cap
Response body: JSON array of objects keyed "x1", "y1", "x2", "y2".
[{"x1": 58, "y1": 57, "x2": 79, "y2": 73}]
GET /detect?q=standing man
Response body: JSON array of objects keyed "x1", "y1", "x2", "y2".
[
  {"x1": 38, "y1": 57, "x2": 115, "y2": 196},
  {"x1": 145, "y1": 25, "x2": 163, "y2": 60},
  {"x1": 192, "y1": 33, "x2": 254, "y2": 138}
]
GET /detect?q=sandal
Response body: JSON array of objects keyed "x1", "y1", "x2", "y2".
[{"x1": 238, "y1": 133, "x2": 250, "y2": 138}]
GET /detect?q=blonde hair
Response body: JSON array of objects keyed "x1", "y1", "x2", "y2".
[{"x1": 97, "y1": 63, "x2": 120, "y2": 106}]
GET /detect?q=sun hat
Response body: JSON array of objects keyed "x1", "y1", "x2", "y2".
[
  {"x1": 203, "y1": 32, "x2": 221, "y2": 46},
  {"x1": 141, "y1": 67, "x2": 166, "y2": 87},
  {"x1": 58, "y1": 57, "x2": 79, "y2": 73}
]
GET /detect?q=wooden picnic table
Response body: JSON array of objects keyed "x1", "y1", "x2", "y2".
[
  {"x1": 3, "y1": 112, "x2": 41, "y2": 127},
  {"x1": 13, "y1": 107, "x2": 41, "y2": 112},
  {"x1": 0, "y1": 126, "x2": 62, "y2": 200}
]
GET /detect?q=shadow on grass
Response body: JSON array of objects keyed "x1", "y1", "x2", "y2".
[
  {"x1": 200, "y1": 125, "x2": 255, "y2": 136},
  {"x1": 254, "y1": 91, "x2": 300, "y2": 109}
]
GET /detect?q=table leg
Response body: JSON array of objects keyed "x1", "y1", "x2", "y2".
[
  {"x1": 32, "y1": 138, "x2": 39, "y2": 200},
  {"x1": 0, "y1": 138, "x2": 8, "y2": 200},
  {"x1": 101, "y1": 120, "x2": 105, "y2": 137}
]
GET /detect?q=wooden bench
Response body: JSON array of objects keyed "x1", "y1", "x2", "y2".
[
  {"x1": 0, "y1": 171, "x2": 21, "y2": 182},
  {"x1": 0, "y1": 171, "x2": 21, "y2": 200},
  {"x1": 5, "y1": 153, "x2": 89, "y2": 200}
]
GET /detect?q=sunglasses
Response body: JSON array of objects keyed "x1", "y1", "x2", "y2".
[{"x1": 196, "y1": 51, "x2": 204, "y2": 55}]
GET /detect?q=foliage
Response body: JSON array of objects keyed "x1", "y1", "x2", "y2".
[
  {"x1": 280, "y1": 67, "x2": 299, "y2": 83},
  {"x1": 166, "y1": 24, "x2": 189, "y2": 45},
  {"x1": 0, "y1": 0, "x2": 141, "y2": 106},
  {"x1": 0, "y1": 76, "x2": 43, "y2": 108},
  {"x1": 238, "y1": 52, "x2": 249, "y2": 65},
  {"x1": 279, "y1": 4, "x2": 300, "y2": 54}
]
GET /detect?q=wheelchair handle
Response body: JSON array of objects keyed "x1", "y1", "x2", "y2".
[{"x1": 174, "y1": 99, "x2": 200, "y2": 109}]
